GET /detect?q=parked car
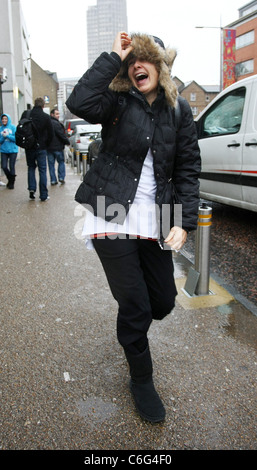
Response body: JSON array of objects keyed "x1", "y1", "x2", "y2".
[
  {"x1": 64, "y1": 118, "x2": 89, "y2": 137},
  {"x1": 195, "y1": 74, "x2": 257, "y2": 212},
  {"x1": 69, "y1": 123, "x2": 102, "y2": 161},
  {"x1": 87, "y1": 137, "x2": 102, "y2": 167}
]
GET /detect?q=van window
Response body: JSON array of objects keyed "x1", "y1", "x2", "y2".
[{"x1": 199, "y1": 87, "x2": 246, "y2": 138}]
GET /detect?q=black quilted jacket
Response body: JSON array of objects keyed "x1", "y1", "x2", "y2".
[
  {"x1": 47, "y1": 116, "x2": 70, "y2": 151},
  {"x1": 66, "y1": 52, "x2": 201, "y2": 235},
  {"x1": 30, "y1": 106, "x2": 54, "y2": 150}
]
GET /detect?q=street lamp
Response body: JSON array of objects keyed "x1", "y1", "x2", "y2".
[{"x1": 195, "y1": 26, "x2": 224, "y2": 92}]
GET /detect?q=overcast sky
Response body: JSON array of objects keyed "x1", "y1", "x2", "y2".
[{"x1": 20, "y1": 0, "x2": 244, "y2": 85}]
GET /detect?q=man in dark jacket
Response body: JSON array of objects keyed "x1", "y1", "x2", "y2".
[
  {"x1": 47, "y1": 109, "x2": 70, "y2": 185},
  {"x1": 26, "y1": 97, "x2": 53, "y2": 201}
]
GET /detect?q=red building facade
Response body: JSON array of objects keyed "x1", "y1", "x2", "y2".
[{"x1": 227, "y1": 1, "x2": 257, "y2": 81}]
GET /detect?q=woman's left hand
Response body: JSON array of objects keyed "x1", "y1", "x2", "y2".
[{"x1": 164, "y1": 226, "x2": 187, "y2": 251}]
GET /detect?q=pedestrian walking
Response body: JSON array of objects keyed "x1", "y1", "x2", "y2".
[
  {"x1": 47, "y1": 109, "x2": 70, "y2": 185},
  {"x1": 0, "y1": 113, "x2": 18, "y2": 189},
  {"x1": 66, "y1": 32, "x2": 201, "y2": 423},
  {"x1": 25, "y1": 98, "x2": 53, "y2": 201}
]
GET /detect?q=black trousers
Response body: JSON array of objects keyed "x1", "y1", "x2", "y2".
[{"x1": 92, "y1": 237, "x2": 177, "y2": 354}]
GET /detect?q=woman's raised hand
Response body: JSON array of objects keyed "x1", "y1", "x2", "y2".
[{"x1": 112, "y1": 32, "x2": 133, "y2": 61}]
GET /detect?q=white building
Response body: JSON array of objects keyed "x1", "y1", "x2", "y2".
[
  {"x1": 0, "y1": 0, "x2": 33, "y2": 123},
  {"x1": 87, "y1": 0, "x2": 128, "y2": 67},
  {"x1": 57, "y1": 78, "x2": 80, "y2": 122}
]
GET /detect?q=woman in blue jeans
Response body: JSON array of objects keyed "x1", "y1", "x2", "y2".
[{"x1": 0, "y1": 113, "x2": 18, "y2": 189}]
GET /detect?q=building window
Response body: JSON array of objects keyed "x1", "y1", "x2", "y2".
[
  {"x1": 236, "y1": 30, "x2": 254, "y2": 49},
  {"x1": 235, "y1": 59, "x2": 254, "y2": 77},
  {"x1": 191, "y1": 106, "x2": 198, "y2": 116},
  {"x1": 190, "y1": 92, "x2": 196, "y2": 102},
  {"x1": 240, "y1": 4, "x2": 257, "y2": 17},
  {"x1": 206, "y1": 95, "x2": 210, "y2": 102}
]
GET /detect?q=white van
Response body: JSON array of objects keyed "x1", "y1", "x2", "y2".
[{"x1": 195, "y1": 74, "x2": 257, "y2": 212}]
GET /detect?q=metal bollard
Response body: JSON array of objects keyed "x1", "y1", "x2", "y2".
[
  {"x1": 70, "y1": 147, "x2": 74, "y2": 168},
  {"x1": 64, "y1": 146, "x2": 69, "y2": 163},
  {"x1": 76, "y1": 150, "x2": 81, "y2": 174},
  {"x1": 194, "y1": 203, "x2": 212, "y2": 295},
  {"x1": 82, "y1": 152, "x2": 88, "y2": 176}
]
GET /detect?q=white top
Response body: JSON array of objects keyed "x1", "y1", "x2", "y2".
[{"x1": 82, "y1": 149, "x2": 158, "y2": 248}]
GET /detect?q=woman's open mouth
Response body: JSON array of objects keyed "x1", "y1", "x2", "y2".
[{"x1": 135, "y1": 73, "x2": 148, "y2": 84}]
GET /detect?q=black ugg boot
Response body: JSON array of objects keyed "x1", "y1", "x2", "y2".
[
  {"x1": 5, "y1": 170, "x2": 11, "y2": 188},
  {"x1": 124, "y1": 346, "x2": 165, "y2": 423},
  {"x1": 7, "y1": 174, "x2": 16, "y2": 189}
]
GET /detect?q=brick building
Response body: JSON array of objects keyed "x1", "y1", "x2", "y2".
[
  {"x1": 31, "y1": 59, "x2": 58, "y2": 114},
  {"x1": 172, "y1": 2, "x2": 257, "y2": 116},
  {"x1": 227, "y1": 0, "x2": 257, "y2": 79},
  {"x1": 173, "y1": 77, "x2": 219, "y2": 117}
]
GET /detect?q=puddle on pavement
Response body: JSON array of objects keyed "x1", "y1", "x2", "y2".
[
  {"x1": 77, "y1": 397, "x2": 118, "y2": 428},
  {"x1": 217, "y1": 301, "x2": 257, "y2": 352},
  {"x1": 174, "y1": 253, "x2": 257, "y2": 352}
]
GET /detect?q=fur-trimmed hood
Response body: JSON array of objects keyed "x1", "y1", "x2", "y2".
[{"x1": 110, "y1": 33, "x2": 178, "y2": 108}]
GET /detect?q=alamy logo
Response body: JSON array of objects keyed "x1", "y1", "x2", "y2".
[{"x1": 74, "y1": 196, "x2": 182, "y2": 249}]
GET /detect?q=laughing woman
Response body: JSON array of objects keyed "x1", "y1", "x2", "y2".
[{"x1": 66, "y1": 32, "x2": 201, "y2": 423}]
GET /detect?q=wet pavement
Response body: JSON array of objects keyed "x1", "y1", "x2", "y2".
[{"x1": 0, "y1": 155, "x2": 256, "y2": 453}]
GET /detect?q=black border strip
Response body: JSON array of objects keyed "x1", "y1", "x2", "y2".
[{"x1": 200, "y1": 172, "x2": 257, "y2": 188}]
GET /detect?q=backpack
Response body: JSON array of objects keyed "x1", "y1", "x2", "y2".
[{"x1": 15, "y1": 117, "x2": 38, "y2": 150}]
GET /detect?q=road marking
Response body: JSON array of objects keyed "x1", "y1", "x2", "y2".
[{"x1": 175, "y1": 277, "x2": 234, "y2": 310}]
